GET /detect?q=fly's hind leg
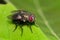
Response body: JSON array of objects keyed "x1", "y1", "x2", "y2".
[{"x1": 13, "y1": 24, "x2": 18, "y2": 32}]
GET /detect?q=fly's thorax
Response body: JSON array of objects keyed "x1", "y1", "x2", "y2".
[{"x1": 22, "y1": 14, "x2": 29, "y2": 22}]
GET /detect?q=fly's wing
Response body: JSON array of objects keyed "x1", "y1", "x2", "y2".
[
  {"x1": 12, "y1": 10, "x2": 31, "y2": 15},
  {"x1": 8, "y1": 10, "x2": 21, "y2": 19},
  {"x1": 0, "y1": 0, "x2": 7, "y2": 4},
  {"x1": 11, "y1": 10, "x2": 21, "y2": 13},
  {"x1": 11, "y1": 10, "x2": 26, "y2": 15},
  {"x1": 7, "y1": 15, "x2": 13, "y2": 20}
]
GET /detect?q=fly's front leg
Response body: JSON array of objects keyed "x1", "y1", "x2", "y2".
[
  {"x1": 27, "y1": 23, "x2": 33, "y2": 33},
  {"x1": 29, "y1": 25, "x2": 33, "y2": 33}
]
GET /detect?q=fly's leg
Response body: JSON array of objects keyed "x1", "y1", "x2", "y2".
[
  {"x1": 29, "y1": 25, "x2": 33, "y2": 33},
  {"x1": 35, "y1": 22, "x2": 39, "y2": 27},
  {"x1": 20, "y1": 25, "x2": 23, "y2": 36},
  {"x1": 13, "y1": 24, "x2": 18, "y2": 32},
  {"x1": 27, "y1": 23, "x2": 33, "y2": 33}
]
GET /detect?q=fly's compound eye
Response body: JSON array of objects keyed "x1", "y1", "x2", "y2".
[{"x1": 29, "y1": 15, "x2": 35, "y2": 22}]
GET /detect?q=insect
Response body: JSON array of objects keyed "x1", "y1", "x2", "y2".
[
  {"x1": 0, "y1": 0, "x2": 7, "y2": 4},
  {"x1": 8, "y1": 10, "x2": 35, "y2": 36}
]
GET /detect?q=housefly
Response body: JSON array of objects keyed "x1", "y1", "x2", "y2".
[{"x1": 8, "y1": 10, "x2": 35, "y2": 36}]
